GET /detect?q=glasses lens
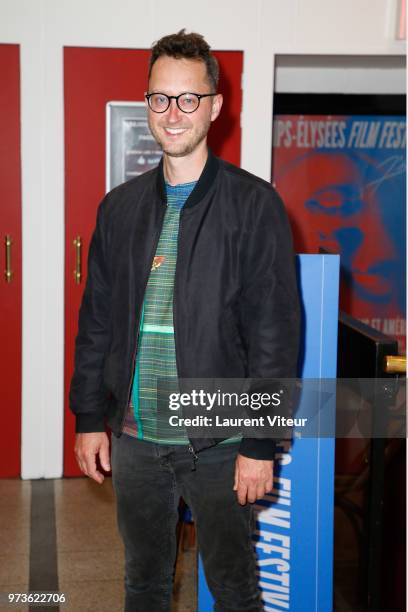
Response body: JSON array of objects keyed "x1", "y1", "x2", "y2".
[
  {"x1": 149, "y1": 94, "x2": 169, "y2": 112},
  {"x1": 178, "y1": 93, "x2": 199, "y2": 113}
]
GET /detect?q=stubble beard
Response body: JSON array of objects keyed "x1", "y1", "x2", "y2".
[{"x1": 148, "y1": 116, "x2": 212, "y2": 158}]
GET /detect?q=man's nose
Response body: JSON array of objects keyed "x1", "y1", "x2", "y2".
[{"x1": 167, "y1": 98, "x2": 183, "y2": 123}]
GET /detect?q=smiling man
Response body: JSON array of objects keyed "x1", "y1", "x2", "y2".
[
  {"x1": 70, "y1": 30, "x2": 300, "y2": 611},
  {"x1": 147, "y1": 57, "x2": 218, "y2": 159}
]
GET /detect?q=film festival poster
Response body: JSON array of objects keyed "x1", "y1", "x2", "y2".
[{"x1": 272, "y1": 114, "x2": 406, "y2": 354}]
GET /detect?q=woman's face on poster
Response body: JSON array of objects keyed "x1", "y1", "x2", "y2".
[{"x1": 276, "y1": 152, "x2": 400, "y2": 305}]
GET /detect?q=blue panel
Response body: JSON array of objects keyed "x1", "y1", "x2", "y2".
[
  {"x1": 198, "y1": 254, "x2": 339, "y2": 612},
  {"x1": 198, "y1": 557, "x2": 213, "y2": 610}
]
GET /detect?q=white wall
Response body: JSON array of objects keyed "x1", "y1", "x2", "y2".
[
  {"x1": 275, "y1": 55, "x2": 406, "y2": 94},
  {"x1": 0, "y1": 0, "x2": 405, "y2": 478}
]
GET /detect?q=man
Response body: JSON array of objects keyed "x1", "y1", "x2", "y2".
[{"x1": 70, "y1": 30, "x2": 300, "y2": 611}]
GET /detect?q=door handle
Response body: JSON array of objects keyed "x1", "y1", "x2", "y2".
[
  {"x1": 4, "y1": 234, "x2": 13, "y2": 283},
  {"x1": 384, "y1": 355, "x2": 406, "y2": 374},
  {"x1": 73, "y1": 236, "x2": 82, "y2": 284}
]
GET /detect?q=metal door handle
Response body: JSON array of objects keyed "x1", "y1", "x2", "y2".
[
  {"x1": 73, "y1": 236, "x2": 82, "y2": 284},
  {"x1": 4, "y1": 234, "x2": 13, "y2": 283},
  {"x1": 384, "y1": 355, "x2": 406, "y2": 374}
]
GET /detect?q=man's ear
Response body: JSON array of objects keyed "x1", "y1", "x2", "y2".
[{"x1": 210, "y1": 93, "x2": 223, "y2": 122}]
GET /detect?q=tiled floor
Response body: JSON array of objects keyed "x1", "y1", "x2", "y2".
[
  {"x1": 0, "y1": 481, "x2": 31, "y2": 612},
  {"x1": 0, "y1": 478, "x2": 196, "y2": 612},
  {"x1": 54, "y1": 479, "x2": 125, "y2": 611},
  {"x1": 0, "y1": 476, "x2": 372, "y2": 612}
]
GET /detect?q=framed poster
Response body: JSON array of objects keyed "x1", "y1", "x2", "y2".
[{"x1": 106, "y1": 101, "x2": 162, "y2": 191}]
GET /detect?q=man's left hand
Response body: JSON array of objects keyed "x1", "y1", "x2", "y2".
[{"x1": 233, "y1": 454, "x2": 274, "y2": 505}]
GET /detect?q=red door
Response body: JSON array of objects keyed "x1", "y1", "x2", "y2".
[
  {"x1": 0, "y1": 44, "x2": 22, "y2": 477},
  {"x1": 64, "y1": 47, "x2": 243, "y2": 475}
]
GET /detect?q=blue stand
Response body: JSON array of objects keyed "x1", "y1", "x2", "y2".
[{"x1": 198, "y1": 254, "x2": 340, "y2": 611}]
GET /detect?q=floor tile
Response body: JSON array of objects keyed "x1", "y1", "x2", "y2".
[
  {"x1": 0, "y1": 555, "x2": 29, "y2": 587},
  {"x1": 56, "y1": 519, "x2": 123, "y2": 554},
  {"x1": 57, "y1": 550, "x2": 124, "y2": 583},
  {"x1": 54, "y1": 478, "x2": 115, "y2": 510},
  {"x1": 0, "y1": 584, "x2": 29, "y2": 612},
  {"x1": 56, "y1": 579, "x2": 124, "y2": 612},
  {"x1": 55, "y1": 478, "x2": 122, "y2": 554},
  {"x1": 0, "y1": 481, "x2": 31, "y2": 509},
  {"x1": 0, "y1": 481, "x2": 30, "y2": 557},
  {"x1": 0, "y1": 517, "x2": 30, "y2": 556}
]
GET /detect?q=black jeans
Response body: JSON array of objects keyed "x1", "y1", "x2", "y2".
[{"x1": 111, "y1": 434, "x2": 262, "y2": 611}]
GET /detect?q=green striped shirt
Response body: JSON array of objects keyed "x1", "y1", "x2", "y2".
[
  {"x1": 122, "y1": 181, "x2": 196, "y2": 443},
  {"x1": 122, "y1": 180, "x2": 241, "y2": 447}
]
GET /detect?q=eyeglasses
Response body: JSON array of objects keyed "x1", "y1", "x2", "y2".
[{"x1": 145, "y1": 92, "x2": 217, "y2": 114}]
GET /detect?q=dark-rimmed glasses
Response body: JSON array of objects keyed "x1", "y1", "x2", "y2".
[{"x1": 145, "y1": 92, "x2": 217, "y2": 114}]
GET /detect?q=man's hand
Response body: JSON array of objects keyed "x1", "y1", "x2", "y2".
[
  {"x1": 75, "y1": 432, "x2": 111, "y2": 484},
  {"x1": 233, "y1": 454, "x2": 274, "y2": 505}
]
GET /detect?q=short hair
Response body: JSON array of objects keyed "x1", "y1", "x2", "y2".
[{"x1": 149, "y1": 29, "x2": 219, "y2": 91}]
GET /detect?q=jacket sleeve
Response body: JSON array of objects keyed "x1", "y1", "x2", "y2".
[
  {"x1": 238, "y1": 186, "x2": 300, "y2": 460},
  {"x1": 69, "y1": 197, "x2": 112, "y2": 433}
]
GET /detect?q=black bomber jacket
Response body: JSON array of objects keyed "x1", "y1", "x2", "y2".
[{"x1": 69, "y1": 149, "x2": 300, "y2": 460}]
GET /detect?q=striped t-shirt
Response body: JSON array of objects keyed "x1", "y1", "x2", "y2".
[{"x1": 122, "y1": 180, "x2": 196, "y2": 443}]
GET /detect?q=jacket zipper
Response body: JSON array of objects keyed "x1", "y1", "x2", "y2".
[
  {"x1": 188, "y1": 443, "x2": 198, "y2": 470},
  {"x1": 188, "y1": 443, "x2": 198, "y2": 459},
  {"x1": 119, "y1": 209, "x2": 166, "y2": 434}
]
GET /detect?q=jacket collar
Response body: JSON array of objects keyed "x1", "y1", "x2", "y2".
[{"x1": 156, "y1": 148, "x2": 220, "y2": 209}]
